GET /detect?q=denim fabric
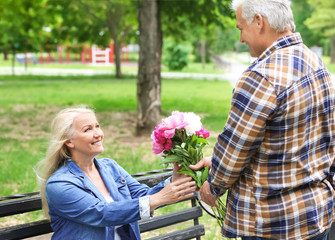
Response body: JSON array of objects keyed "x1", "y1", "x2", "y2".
[{"x1": 46, "y1": 158, "x2": 165, "y2": 240}]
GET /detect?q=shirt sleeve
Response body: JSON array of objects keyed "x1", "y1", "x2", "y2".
[
  {"x1": 139, "y1": 195, "x2": 152, "y2": 219},
  {"x1": 208, "y1": 71, "x2": 277, "y2": 198},
  {"x1": 164, "y1": 176, "x2": 171, "y2": 186}
]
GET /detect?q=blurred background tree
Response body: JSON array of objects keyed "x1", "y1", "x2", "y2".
[
  {"x1": 46, "y1": 0, "x2": 137, "y2": 78},
  {"x1": 304, "y1": 0, "x2": 335, "y2": 63},
  {"x1": 0, "y1": 0, "x2": 50, "y2": 73}
]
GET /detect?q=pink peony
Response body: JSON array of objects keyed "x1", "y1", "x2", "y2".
[
  {"x1": 151, "y1": 111, "x2": 189, "y2": 154},
  {"x1": 160, "y1": 111, "x2": 188, "y2": 132},
  {"x1": 164, "y1": 138, "x2": 173, "y2": 150},
  {"x1": 152, "y1": 140, "x2": 164, "y2": 154},
  {"x1": 195, "y1": 126, "x2": 210, "y2": 139}
]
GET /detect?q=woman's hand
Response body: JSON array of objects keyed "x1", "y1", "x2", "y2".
[
  {"x1": 171, "y1": 162, "x2": 183, "y2": 183},
  {"x1": 150, "y1": 176, "x2": 196, "y2": 211}
]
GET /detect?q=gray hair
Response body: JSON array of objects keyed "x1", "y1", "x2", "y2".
[{"x1": 231, "y1": 0, "x2": 296, "y2": 33}]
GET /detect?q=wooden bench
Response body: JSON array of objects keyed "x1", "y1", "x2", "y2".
[{"x1": 0, "y1": 169, "x2": 205, "y2": 240}]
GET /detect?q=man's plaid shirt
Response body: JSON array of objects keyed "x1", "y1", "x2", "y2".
[{"x1": 208, "y1": 32, "x2": 335, "y2": 239}]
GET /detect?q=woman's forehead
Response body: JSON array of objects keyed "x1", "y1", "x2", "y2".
[{"x1": 73, "y1": 112, "x2": 98, "y2": 126}]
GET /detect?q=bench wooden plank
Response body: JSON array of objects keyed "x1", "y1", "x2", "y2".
[
  {"x1": 0, "y1": 220, "x2": 52, "y2": 240},
  {"x1": 0, "y1": 206, "x2": 203, "y2": 239},
  {"x1": 146, "y1": 224, "x2": 205, "y2": 240},
  {"x1": 0, "y1": 197, "x2": 41, "y2": 218},
  {"x1": 139, "y1": 206, "x2": 203, "y2": 232},
  {"x1": 136, "y1": 172, "x2": 172, "y2": 187}
]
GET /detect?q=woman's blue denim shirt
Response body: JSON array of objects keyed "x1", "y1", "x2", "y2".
[{"x1": 46, "y1": 158, "x2": 165, "y2": 240}]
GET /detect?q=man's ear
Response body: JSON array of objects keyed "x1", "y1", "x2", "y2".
[
  {"x1": 254, "y1": 14, "x2": 264, "y2": 31},
  {"x1": 65, "y1": 139, "x2": 74, "y2": 149}
]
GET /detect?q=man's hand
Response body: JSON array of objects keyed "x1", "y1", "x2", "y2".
[
  {"x1": 190, "y1": 157, "x2": 217, "y2": 206},
  {"x1": 189, "y1": 157, "x2": 211, "y2": 170},
  {"x1": 199, "y1": 181, "x2": 218, "y2": 207}
]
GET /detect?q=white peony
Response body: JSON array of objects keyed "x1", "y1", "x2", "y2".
[{"x1": 183, "y1": 112, "x2": 202, "y2": 136}]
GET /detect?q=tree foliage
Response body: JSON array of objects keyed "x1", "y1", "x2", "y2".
[
  {"x1": 305, "y1": 0, "x2": 335, "y2": 37},
  {"x1": 0, "y1": 0, "x2": 50, "y2": 52},
  {"x1": 159, "y1": 0, "x2": 234, "y2": 60},
  {"x1": 305, "y1": 0, "x2": 335, "y2": 62},
  {"x1": 46, "y1": 0, "x2": 138, "y2": 78},
  {"x1": 291, "y1": 0, "x2": 323, "y2": 47}
]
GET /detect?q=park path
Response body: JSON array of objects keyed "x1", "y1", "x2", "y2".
[
  {"x1": 0, "y1": 55, "x2": 333, "y2": 87},
  {"x1": 0, "y1": 55, "x2": 248, "y2": 87}
]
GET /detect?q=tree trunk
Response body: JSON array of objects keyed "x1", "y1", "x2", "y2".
[
  {"x1": 24, "y1": 52, "x2": 28, "y2": 72},
  {"x1": 11, "y1": 45, "x2": 15, "y2": 76},
  {"x1": 136, "y1": 0, "x2": 161, "y2": 136},
  {"x1": 3, "y1": 50, "x2": 8, "y2": 60},
  {"x1": 331, "y1": 36, "x2": 335, "y2": 64},
  {"x1": 201, "y1": 39, "x2": 206, "y2": 70},
  {"x1": 113, "y1": 36, "x2": 122, "y2": 78}
]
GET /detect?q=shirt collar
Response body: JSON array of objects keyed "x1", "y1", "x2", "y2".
[
  {"x1": 66, "y1": 157, "x2": 99, "y2": 177},
  {"x1": 255, "y1": 32, "x2": 303, "y2": 64}
]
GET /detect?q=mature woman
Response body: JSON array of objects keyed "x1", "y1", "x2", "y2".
[{"x1": 36, "y1": 106, "x2": 196, "y2": 240}]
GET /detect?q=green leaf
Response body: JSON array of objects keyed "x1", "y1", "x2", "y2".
[
  {"x1": 196, "y1": 170, "x2": 202, "y2": 181},
  {"x1": 201, "y1": 167, "x2": 209, "y2": 184},
  {"x1": 178, "y1": 169, "x2": 197, "y2": 179},
  {"x1": 174, "y1": 146, "x2": 189, "y2": 157},
  {"x1": 196, "y1": 138, "x2": 208, "y2": 144},
  {"x1": 162, "y1": 154, "x2": 183, "y2": 164}
]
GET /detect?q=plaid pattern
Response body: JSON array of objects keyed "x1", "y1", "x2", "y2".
[{"x1": 208, "y1": 33, "x2": 335, "y2": 239}]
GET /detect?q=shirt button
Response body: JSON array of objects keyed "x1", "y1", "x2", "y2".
[{"x1": 121, "y1": 179, "x2": 126, "y2": 184}]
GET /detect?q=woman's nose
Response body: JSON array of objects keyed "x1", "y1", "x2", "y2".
[{"x1": 94, "y1": 128, "x2": 103, "y2": 137}]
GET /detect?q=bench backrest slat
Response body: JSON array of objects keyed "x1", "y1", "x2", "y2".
[
  {"x1": 0, "y1": 197, "x2": 41, "y2": 218},
  {"x1": 139, "y1": 205, "x2": 202, "y2": 232},
  {"x1": 146, "y1": 225, "x2": 205, "y2": 240},
  {"x1": 0, "y1": 220, "x2": 52, "y2": 240},
  {"x1": 136, "y1": 171, "x2": 172, "y2": 187}
]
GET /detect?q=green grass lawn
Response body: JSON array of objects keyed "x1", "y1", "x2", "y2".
[{"x1": 0, "y1": 75, "x2": 233, "y2": 239}]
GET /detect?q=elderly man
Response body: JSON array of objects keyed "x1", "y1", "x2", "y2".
[{"x1": 191, "y1": 0, "x2": 335, "y2": 239}]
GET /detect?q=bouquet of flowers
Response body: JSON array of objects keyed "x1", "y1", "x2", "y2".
[{"x1": 151, "y1": 111, "x2": 225, "y2": 227}]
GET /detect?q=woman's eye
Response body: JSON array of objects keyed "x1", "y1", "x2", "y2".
[
  {"x1": 84, "y1": 128, "x2": 90, "y2": 132},
  {"x1": 96, "y1": 124, "x2": 100, "y2": 128}
]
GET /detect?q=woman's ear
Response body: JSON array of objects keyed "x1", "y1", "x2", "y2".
[{"x1": 65, "y1": 139, "x2": 74, "y2": 149}]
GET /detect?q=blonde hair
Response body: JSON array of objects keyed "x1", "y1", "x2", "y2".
[{"x1": 35, "y1": 106, "x2": 95, "y2": 218}]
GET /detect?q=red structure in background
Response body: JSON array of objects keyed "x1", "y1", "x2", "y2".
[{"x1": 37, "y1": 44, "x2": 130, "y2": 65}]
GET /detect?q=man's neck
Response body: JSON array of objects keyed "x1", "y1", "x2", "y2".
[{"x1": 269, "y1": 30, "x2": 292, "y2": 47}]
